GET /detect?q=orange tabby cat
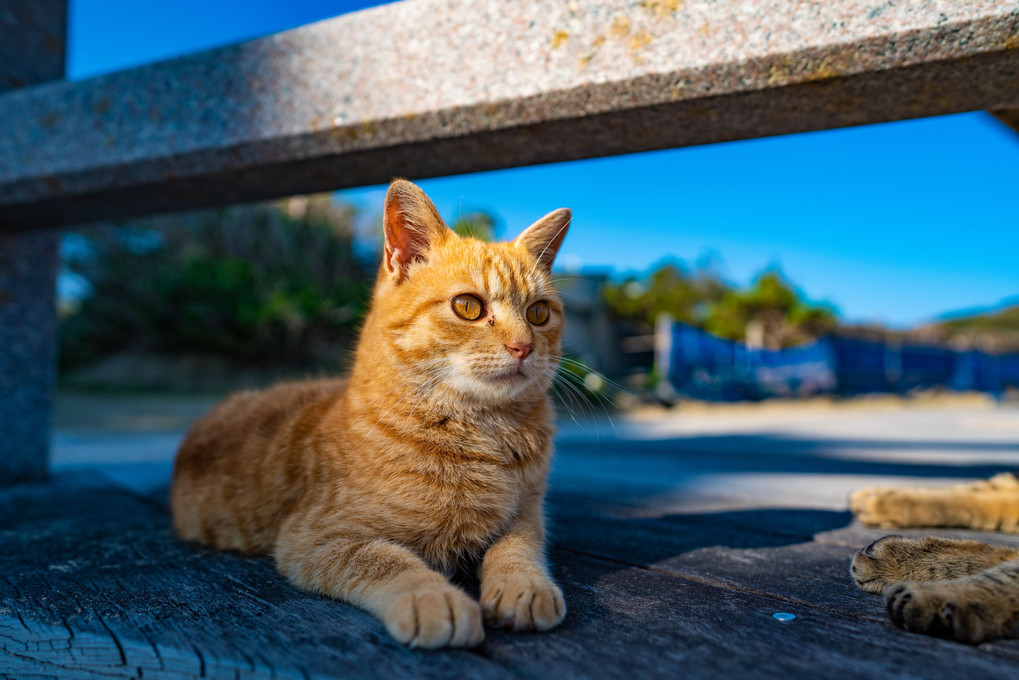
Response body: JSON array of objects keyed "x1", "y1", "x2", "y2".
[{"x1": 171, "y1": 180, "x2": 571, "y2": 648}]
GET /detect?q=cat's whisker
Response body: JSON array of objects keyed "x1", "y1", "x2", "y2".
[
  {"x1": 552, "y1": 358, "x2": 626, "y2": 432},
  {"x1": 553, "y1": 356, "x2": 628, "y2": 394},
  {"x1": 548, "y1": 277, "x2": 584, "y2": 296},
  {"x1": 538, "y1": 363, "x2": 580, "y2": 408},
  {"x1": 549, "y1": 365, "x2": 617, "y2": 434},
  {"x1": 547, "y1": 379, "x2": 583, "y2": 427},
  {"x1": 553, "y1": 379, "x2": 597, "y2": 429},
  {"x1": 547, "y1": 290, "x2": 582, "y2": 303},
  {"x1": 551, "y1": 371, "x2": 597, "y2": 420},
  {"x1": 555, "y1": 367, "x2": 618, "y2": 412}
]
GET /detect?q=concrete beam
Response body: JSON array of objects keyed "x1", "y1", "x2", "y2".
[
  {"x1": 0, "y1": 1, "x2": 66, "y2": 90},
  {"x1": 0, "y1": 0, "x2": 65, "y2": 483},
  {"x1": 1, "y1": 0, "x2": 1018, "y2": 230},
  {"x1": 994, "y1": 108, "x2": 1019, "y2": 132}
]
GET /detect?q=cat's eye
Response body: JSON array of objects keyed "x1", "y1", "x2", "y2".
[
  {"x1": 526, "y1": 301, "x2": 550, "y2": 326},
  {"x1": 452, "y1": 294, "x2": 484, "y2": 321}
]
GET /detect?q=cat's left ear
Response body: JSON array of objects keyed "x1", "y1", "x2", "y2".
[
  {"x1": 383, "y1": 179, "x2": 450, "y2": 282},
  {"x1": 513, "y1": 208, "x2": 571, "y2": 274}
]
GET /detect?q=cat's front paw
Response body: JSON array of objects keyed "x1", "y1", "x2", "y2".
[
  {"x1": 480, "y1": 573, "x2": 566, "y2": 632},
  {"x1": 382, "y1": 583, "x2": 484, "y2": 649},
  {"x1": 885, "y1": 581, "x2": 1004, "y2": 644}
]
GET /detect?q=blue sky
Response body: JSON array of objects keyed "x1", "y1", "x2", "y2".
[{"x1": 69, "y1": 0, "x2": 1019, "y2": 327}]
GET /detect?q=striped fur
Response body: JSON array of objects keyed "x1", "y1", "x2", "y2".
[
  {"x1": 850, "y1": 474, "x2": 1019, "y2": 642},
  {"x1": 171, "y1": 180, "x2": 571, "y2": 648}
]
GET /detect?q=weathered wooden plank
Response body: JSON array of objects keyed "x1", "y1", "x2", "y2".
[
  {"x1": 7, "y1": 473, "x2": 1019, "y2": 680},
  {"x1": 5, "y1": 472, "x2": 1019, "y2": 679},
  {"x1": 489, "y1": 546, "x2": 1019, "y2": 679},
  {"x1": 0, "y1": 474, "x2": 516, "y2": 679},
  {"x1": 2, "y1": 0, "x2": 1018, "y2": 230},
  {"x1": 546, "y1": 482, "x2": 1019, "y2": 661},
  {"x1": 548, "y1": 486, "x2": 879, "y2": 619}
]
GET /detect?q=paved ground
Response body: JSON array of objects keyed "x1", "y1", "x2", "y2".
[{"x1": 4, "y1": 397, "x2": 1019, "y2": 678}]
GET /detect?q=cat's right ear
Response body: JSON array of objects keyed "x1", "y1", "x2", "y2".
[
  {"x1": 383, "y1": 179, "x2": 450, "y2": 282},
  {"x1": 513, "y1": 208, "x2": 571, "y2": 274}
]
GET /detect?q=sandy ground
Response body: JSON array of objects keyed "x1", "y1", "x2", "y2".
[
  {"x1": 54, "y1": 391, "x2": 222, "y2": 433},
  {"x1": 51, "y1": 390, "x2": 1019, "y2": 509}
]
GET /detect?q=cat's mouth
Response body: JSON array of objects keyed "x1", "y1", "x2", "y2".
[{"x1": 489, "y1": 365, "x2": 528, "y2": 382}]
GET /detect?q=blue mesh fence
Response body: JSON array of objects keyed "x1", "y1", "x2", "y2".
[{"x1": 661, "y1": 321, "x2": 1019, "y2": 399}]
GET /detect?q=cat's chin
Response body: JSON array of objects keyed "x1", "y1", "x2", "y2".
[{"x1": 451, "y1": 370, "x2": 545, "y2": 407}]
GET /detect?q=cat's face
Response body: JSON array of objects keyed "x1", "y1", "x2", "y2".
[
  {"x1": 373, "y1": 180, "x2": 571, "y2": 407},
  {"x1": 383, "y1": 238, "x2": 565, "y2": 405}
]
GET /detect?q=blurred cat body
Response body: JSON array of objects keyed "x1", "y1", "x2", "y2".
[
  {"x1": 171, "y1": 180, "x2": 571, "y2": 648},
  {"x1": 850, "y1": 473, "x2": 1019, "y2": 643}
]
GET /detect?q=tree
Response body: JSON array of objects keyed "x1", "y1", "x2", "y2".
[
  {"x1": 603, "y1": 261, "x2": 728, "y2": 330},
  {"x1": 918, "y1": 304, "x2": 1019, "y2": 352},
  {"x1": 605, "y1": 263, "x2": 839, "y2": 348},
  {"x1": 704, "y1": 269, "x2": 838, "y2": 348},
  {"x1": 59, "y1": 195, "x2": 373, "y2": 371},
  {"x1": 449, "y1": 211, "x2": 499, "y2": 242}
]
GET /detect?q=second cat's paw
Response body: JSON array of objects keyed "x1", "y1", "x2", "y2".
[
  {"x1": 851, "y1": 535, "x2": 910, "y2": 593},
  {"x1": 885, "y1": 581, "x2": 1004, "y2": 644},
  {"x1": 382, "y1": 583, "x2": 484, "y2": 649},
  {"x1": 849, "y1": 486, "x2": 908, "y2": 528},
  {"x1": 480, "y1": 573, "x2": 566, "y2": 632}
]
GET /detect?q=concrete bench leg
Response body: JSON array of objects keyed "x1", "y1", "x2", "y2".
[
  {"x1": 0, "y1": 0, "x2": 66, "y2": 484},
  {"x1": 0, "y1": 234, "x2": 59, "y2": 483}
]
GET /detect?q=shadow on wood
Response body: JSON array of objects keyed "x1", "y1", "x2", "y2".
[{"x1": 5, "y1": 468, "x2": 1019, "y2": 678}]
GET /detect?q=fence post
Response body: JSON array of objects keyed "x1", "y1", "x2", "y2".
[
  {"x1": 654, "y1": 313, "x2": 677, "y2": 404},
  {"x1": 0, "y1": 1, "x2": 66, "y2": 484}
]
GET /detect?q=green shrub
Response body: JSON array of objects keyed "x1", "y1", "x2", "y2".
[
  {"x1": 604, "y1": 263, "x2": 838, "y2": 349},
  {"x1": 60, "y1": 195, "x2": 374, "y2": 372}
]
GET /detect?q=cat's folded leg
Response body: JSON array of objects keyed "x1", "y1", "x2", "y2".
[
  {"x1": 884, "y1": 560, "x2": 1019, "y2": 643},
  {"x1": 851, "y1": 535, "x2": 1019, "y2": 593},
  {"x1": 479, "y1": 496, "x2": 566, "y2": 632},
  {"x1": 850, "y1": 474, "x2": 1019, "y2": 532},
  {"x1": 275, "y1": 534, "x2": 484, "y2": 649}
]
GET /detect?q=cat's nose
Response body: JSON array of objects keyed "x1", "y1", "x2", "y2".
[{"x1": 505, "y1": 341, "x2": 533, "y2": 361}]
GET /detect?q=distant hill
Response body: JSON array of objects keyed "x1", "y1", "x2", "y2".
[{"x1": 911, "y1": 303, "x2": 1019, "y2": 352}]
